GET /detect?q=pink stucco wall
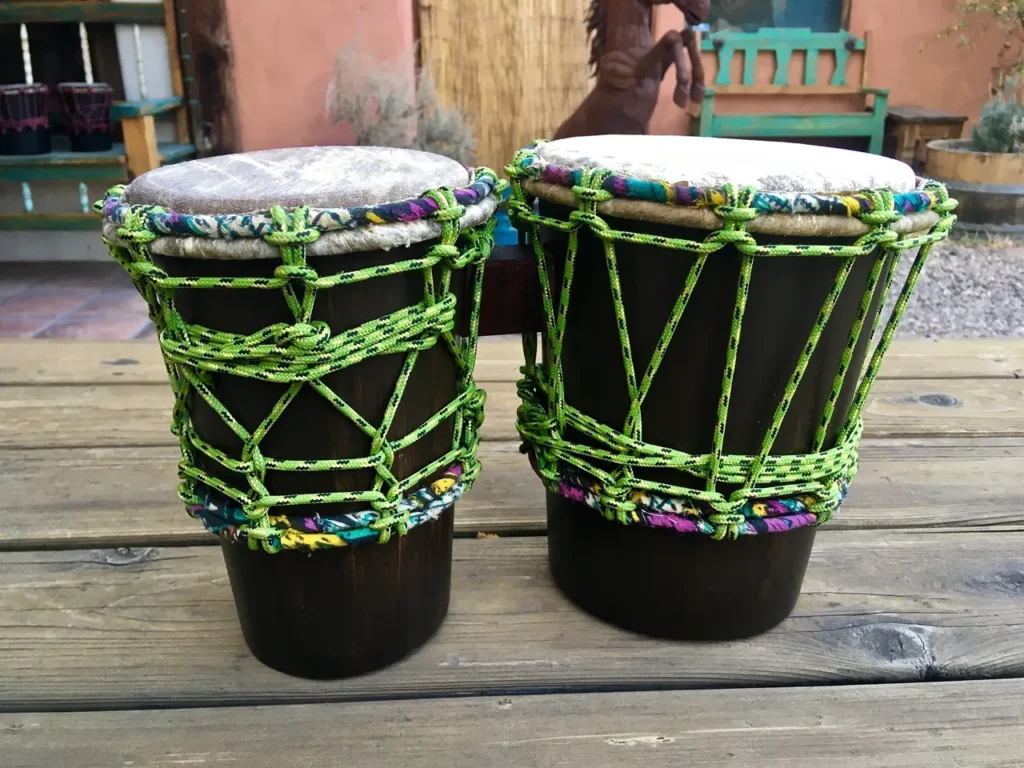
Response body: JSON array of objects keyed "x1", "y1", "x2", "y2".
[
  {"x1": 227, "y1": 0, "x2": 1008, "y2": 151},
  {"x1": 224, "y1": 0, "x2": 415, "y2": 151},
  {"x1": 652, "y1": 0, "x2": 1008, "y2": 136}
]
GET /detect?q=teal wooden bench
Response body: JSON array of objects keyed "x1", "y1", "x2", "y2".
[{"x1": 694, "y1": 28, "x2": 889, "y2": 154}]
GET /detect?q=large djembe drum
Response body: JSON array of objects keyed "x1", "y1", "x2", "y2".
[
  {"x1": 98, "y1": 147, "x2": 502, "y2": 678},
  {"x1": 506, "y1": 136, "x2": 956, "y2": 639}
]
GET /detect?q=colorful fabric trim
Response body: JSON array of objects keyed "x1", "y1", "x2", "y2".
[
  {"x1": 189, "y1": 465, "x2": 465, "y2": 551},
  {"x1": 99, "y1": 169, "x2": 501, "y2": 240},
  {"x1": 510, "y1": 144, "x2": 944, "y2": 218},
  {"x1": 531, "y1": 454, "x2": 847, "y2": 537}
]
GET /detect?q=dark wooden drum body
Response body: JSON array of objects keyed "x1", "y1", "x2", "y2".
[
  {"x1": 101, "y1": 146, "x2": 501, "y2": 678},
  {"x1": 506, "y1": 135, "x2": 954, "y2": 640},
  {"x1": 542, "y1": 213, "x2": 886, "y2": 639}
]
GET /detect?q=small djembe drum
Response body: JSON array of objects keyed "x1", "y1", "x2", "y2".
[
  {"x1": 506, "y1": 136, "x2": 956, "y2": 639},
  {"x1": 0, "y1": 83, "x2": 51, "y2": 155},
  {"x1": 98, "y1": 146, "x2": 503, "y2": 678},
  {"x1": 58, "y1": 82, "x2": 114, "y2": 152}
]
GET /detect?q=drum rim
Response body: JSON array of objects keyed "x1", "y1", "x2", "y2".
[
  {"x1": 98, "y1": 167, "x2": 503, "y2": 260},
  {"x1": 510, "y1": 142, "x2": 950, "y2": 238}
]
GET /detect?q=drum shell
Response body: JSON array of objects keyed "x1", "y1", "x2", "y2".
[
  {"x1": 537, "y1": 200, "x2": 894, "y2": 639},
  {"x1": 153, "y1": 243, "x2": 468, "y2": 678}
]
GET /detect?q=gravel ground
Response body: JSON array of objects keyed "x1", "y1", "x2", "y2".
[{"x1": 884, "y1": 240, "x2": 1024, "y2": 338}]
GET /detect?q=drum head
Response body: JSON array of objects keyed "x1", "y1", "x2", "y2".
[
  {"x1": 534, "y1": 135, "x2": 916, "y2": 193},
  {"x1": 125, "y1": 145, "x2": 472, "y2": 214}
]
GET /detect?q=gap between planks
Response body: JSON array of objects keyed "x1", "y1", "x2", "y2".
[
  {"x1": 1, "y1": 437, "x2": 1023, "y2": 551},
  {"x1": 5, "y1": 679, "x2": 1024, "y2": 767},
  {"x1": 3, "y1": 530, "x2": 1024, "y2": 710},
  {"x1": 0, "y1": 338, "x2": 1021, "y2": 385},
  {"x1": 0, "y1": 377, "x2": 1022, "y2": 450}
]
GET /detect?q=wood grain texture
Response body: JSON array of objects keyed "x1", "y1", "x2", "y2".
[
  {"x1": 3, "y1": 531, "x2": 1024, "y2": 709},
  {"x1": 173, "y1": 0, "x2": 240, "y2": 156},
  {"x1": 0, "y1": 378, "x2": 1021, "y2": 449},
  {"x1": 1, "y1": 338, "x2": 1020, "y2": 385},
  {"x1": 2, "y1": 438, "x2": 1021, "y2": 551},
  {"x1": 121, "y1": 116, "x2": 161, "y2": 179},
  {"x1": 6, "y1": 680, "x2": 1024, "y2": 767}
]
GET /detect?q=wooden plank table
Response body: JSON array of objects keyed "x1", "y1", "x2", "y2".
[{"x1": 3, "y1": 338, "x2": 1024, "y2": 766}]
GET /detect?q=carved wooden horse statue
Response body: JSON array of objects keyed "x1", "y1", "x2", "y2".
[{"x1": 555, "y1": 0, "x2": 709, "y2": 139}]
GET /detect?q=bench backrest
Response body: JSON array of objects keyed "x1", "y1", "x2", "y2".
[{"x1": 700, "y1": 28, "x2": 867, "y2": 91}]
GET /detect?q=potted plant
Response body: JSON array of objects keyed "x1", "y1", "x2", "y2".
[
  {"x1": 324, "y1": 41, "x2": 526, "y2": 244},
  {"x1": 0, "y1": 83, "x2": 51, "y2": 155},
  {"x1": 925, "y1": 0, "x2": 1024, "y2": 236}
]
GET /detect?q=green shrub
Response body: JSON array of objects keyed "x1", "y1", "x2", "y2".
[
  {"x1": 970, "y1": 93, "x2": 1024, "y2": 153},
  {"x1": 325, "y1": 38, "x2": 476, "y2": 167}
]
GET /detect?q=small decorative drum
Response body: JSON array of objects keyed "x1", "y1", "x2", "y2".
[
  {"x1": 58, "y1": 82, "x2": 114, "y2": 152},
  {"x1": 506, "y1": 135, "x2": 956, "y2": 639},
  {"x1": 97, "y1": 146, "x2": 503, "y2": 678},
  {"x1": 0, "y1": 83, "x2": 51, "y2": 156}
]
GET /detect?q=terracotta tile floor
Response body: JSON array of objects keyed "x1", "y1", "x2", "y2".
[{"x1": 0, "y1": 263, "x2": 153, "y2": 340}]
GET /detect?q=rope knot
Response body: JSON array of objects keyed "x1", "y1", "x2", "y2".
[
  {"x1": 572, "y1": 185, "x2": 613, "y2": 203},
  {"x1": 128, "y1": 261, "x2": 168, "y2": 280},
  {"x1": 708, "y1": 512, "x2": 746, "y2": 540},
  {"x1": 428, "y1": 243, "x2": 462, "y2": 265},
  {"x1": 273, "y1": 264, "x2": 319, "y2": 283},
  {"x1": 263, "y1": 228, "x2": 320, "y2": 246},
  {"x1": 715, "y1": 205, "x2": 759, "y2": 224},
  {"x1": 116, "y1": 227, "x2": 158, "y2": 244},
  {"x1": 279, "y1": 321, "x2": 331, "y2": 351},
  {"x1": 264, "y1": 205, "x2": 319, "y2": 246},
  {"x1": 432, "y1": 203, "x2": 466, "y2": 223}
]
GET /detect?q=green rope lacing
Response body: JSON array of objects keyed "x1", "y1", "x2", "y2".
[
  {"x1": 506, "y1": 147, "x2": 957, "y2": 540},
  {"x1": 98, "y1": 172, "x2": 503, "y2": 553}
]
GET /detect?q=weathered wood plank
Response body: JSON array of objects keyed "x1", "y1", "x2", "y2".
[
  {"x1": 6, "y1": 679, "x2": 1024, "y2": 767},
  {"x1": 1, "y1": 438, "x2": 1021, "y2": 550},
  {"x1": 0, "y1": 378, "x2": 1020, "y2": 449},
  {"x1": 1, "y1": 531, "x2": 1023, "y2": 709},
  {"x1": 0, "y1": 2, "x2": 166, "y2": 25},
  {"x1": 1, "y1": 338, "x2": 1020, "y2": 385}
]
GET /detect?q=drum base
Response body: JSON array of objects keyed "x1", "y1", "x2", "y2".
[
  {"x1": 0, "y1": 127, "x2": 51, "y2": 156},
  {"x1": 221, "y1": 506, "x2": 454, "y2": 679},
  {"x1": 547, "y1": 493, "x2": 815, "y2": 640}
]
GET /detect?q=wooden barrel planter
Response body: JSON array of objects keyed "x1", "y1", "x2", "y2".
[{"x1": 925, "y1": 139, "x2": 1024, "y2": 238}]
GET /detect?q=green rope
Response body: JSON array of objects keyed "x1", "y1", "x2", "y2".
[
  {"x1": 99, "y1": 170, "x2": 502, "y2": 553},
  {"x1": 506, "y1": 148, "x2": 956, "y2": 540}
]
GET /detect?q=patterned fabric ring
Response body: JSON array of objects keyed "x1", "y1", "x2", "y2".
[
  {"x1": 99, "y1": 168, "x2": 503, "y2": 241},
  {"x1": 512, "y1": 146, "x2": 945, "y2": 218},
  {"x1": 532, "y1": 454, "x2": 848, "y2": 538},
  {"x1": 188, "y1": 465, "x2": 466, "y2": 552}
]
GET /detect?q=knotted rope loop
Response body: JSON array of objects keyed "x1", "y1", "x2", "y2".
[
  {"x1": 97, "y1": 167, "x2": 504, "y2": 551},
  {"x1": 276, "y1": 320, "x2": 331, "y2": 351},
  {"x1": 263, "y1": 205, "x2": 321, "y2": 246},
  {"x1": 504, "y1": 143, "x2": 956, "y2": 540},
  {"x1": 273, "y1": 264, "x2": 320, "y2": 283}
]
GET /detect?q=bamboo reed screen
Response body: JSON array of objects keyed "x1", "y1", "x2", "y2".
[{"x1": 418, "y1": 0, "x2": 593, "y2": 174}]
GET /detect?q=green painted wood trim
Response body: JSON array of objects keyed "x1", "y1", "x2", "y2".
[
  {"x1": 804, "y1": 49, "x2": 819, "y2": 86},
  {"x1": 703, "y1": 28, "x2": 865, "y2": 88},
  {"x1": 709, "y1": 113, "x2": 879, "y2": 138},
  {"x1": 0, "y1": 144, "x2": 196, "y2": 182},
  {"x1": 112, "y1": 98, "x2": 184, "y2": 119},
  {"x1": 0, "y1": 2, "x2": 165, "y2": 25},
  {"x1": 699, "y1": 91, "x2": 717, "y2": 137},
  {"x1": 0, "y1": 214, "x2": 101, "y2": 232}
]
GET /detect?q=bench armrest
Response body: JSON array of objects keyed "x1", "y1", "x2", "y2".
[{"x1": 862, "y1": 87, "x2": 889, "y2": 96}]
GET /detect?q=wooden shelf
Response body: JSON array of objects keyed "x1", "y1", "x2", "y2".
[
  {"x1": 112, "y1": 97, "x2": 184, "y2": 119},
  {"x1": 0, "y1": 143, "x2": 196, "y2": 182},
  {"x1": 0, "y1": 2, "x2": 165, "y2": 25},
  {"x1": 0, "y1": 212, "x2": 100, "y2": 231}
]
